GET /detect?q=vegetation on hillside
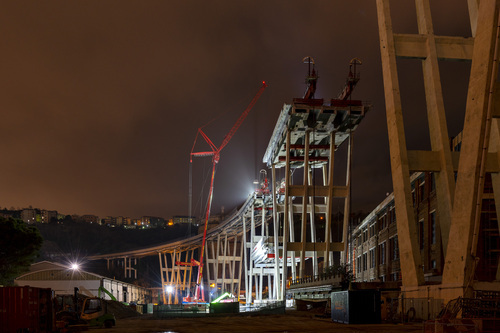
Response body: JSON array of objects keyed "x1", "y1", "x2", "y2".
[{"x1": 0, "y1": 217, "x2": 43, "y2": 285}]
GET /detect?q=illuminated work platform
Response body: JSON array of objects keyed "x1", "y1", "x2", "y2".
[
  {"x1": 260, "y1": 59, "x2": 372, "y2": 300},
  {"x1": 263, "y1": 98, "x2": 369, "y2": 169}
]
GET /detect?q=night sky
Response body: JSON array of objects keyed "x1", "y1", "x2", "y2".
[{"x1": 0, "y1": 1, "x2": 472, "y2": 219}]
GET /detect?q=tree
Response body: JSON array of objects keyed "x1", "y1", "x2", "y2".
[{"x1": 0, "y1": 217, "x2": 43, "y2": 285}]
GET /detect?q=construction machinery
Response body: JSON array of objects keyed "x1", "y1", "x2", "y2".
[
  {"x1": 185, "y1": 81, "x2": 268, "y2": 302},
  {"x1": 80, "y1": 297, "x2": 116, "y2": 328},
  {"x1": 1, "y1": 286, "x2": 117, "y2": 332},
  {"x1": 55, "y1": 287, "x2": 116, "y2": 330}
]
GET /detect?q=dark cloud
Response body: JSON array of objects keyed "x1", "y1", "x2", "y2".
[{"x1": 0, "y1": 1, "x2": 470, "y2": 218}]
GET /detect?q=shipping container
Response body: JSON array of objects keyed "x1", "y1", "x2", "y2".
[
  {"x1": 0, "y1": 286, "x2": 55, "y2": 333},
  {"x1": 209, "y1": 301, "x2": 239, "y2": 314},
  {"x1": 331, "y1": 290, "x2": 381, "y2": 324}
]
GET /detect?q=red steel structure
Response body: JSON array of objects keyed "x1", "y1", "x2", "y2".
[{"x1": 188, "y1": 81, "x2": 267, "y2": 301}]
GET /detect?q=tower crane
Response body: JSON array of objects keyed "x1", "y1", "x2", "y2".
[{"x1": 186, "y1": 81, "x2": 268, "y2": 302}]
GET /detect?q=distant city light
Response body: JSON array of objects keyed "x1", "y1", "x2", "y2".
[
  {"x1": 166, "y1": 285, "x2": 174, "y2": 293},
  {"x1": 71, "y1": 263, "x2": 80, "y2": 270}
]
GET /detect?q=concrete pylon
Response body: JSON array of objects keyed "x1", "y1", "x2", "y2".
[{"x1": 376, "y1": 0, "x2": 500, "y2": 301}]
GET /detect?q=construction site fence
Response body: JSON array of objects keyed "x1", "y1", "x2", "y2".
[
  {"x1": 153, "y1": 304, "x2": 209, "y2": 318},
  {"x1": 459, "y1": 298, "x2": 500, "y2": 318},
  {"x1": 242, "y1": 300, "x2": 286, "y2": 314},
  {"x1": 153, "y1": 301, "x2": 286, "y2": 318},
  {"x1": 389, "y1": 297, "x2": 500, "y2": 324},
  {"x1": 423, "y1": 320, "x2": 479, "y2": 333},
  {"x1": 423, "y1": 318, "x2": 500, "y2": 333},
  {"x1": 399, "y1": 297, "x2": 445, "y2": 322}
]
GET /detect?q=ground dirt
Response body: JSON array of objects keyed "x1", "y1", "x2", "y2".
[
  {"x1": 105, "y1": 300, "x2": 142, "y2": 319},
  {"x1": 97, "y1": 310, "x2": 423, "y2": 333}
]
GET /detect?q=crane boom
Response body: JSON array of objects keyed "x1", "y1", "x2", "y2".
[
  {"x1": 218, "y1": 81, "x2": 268, "y2": 152},
  {"x1": 189, "y1": 81, "x2": 268, "y2": 302}
]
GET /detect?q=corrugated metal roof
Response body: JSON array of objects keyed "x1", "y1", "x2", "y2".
[{"x1": 17, "y1": 269, "x2": 101, "y2": 281}]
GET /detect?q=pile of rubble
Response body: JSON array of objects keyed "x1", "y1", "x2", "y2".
[{"x1": 105, "y1": 300, "x2": 142, "y2": 319}]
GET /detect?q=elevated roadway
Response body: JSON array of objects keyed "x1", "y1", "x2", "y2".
[{"x1": 88, "y1": 60, "x2": 371, "y2": 305}]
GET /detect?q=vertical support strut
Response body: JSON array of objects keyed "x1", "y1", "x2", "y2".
[
  {"x1": 341, "y1": 133, "x2": 352, "y2": 264},
  {"x1": 272, "y1": 164, "x2": 282, "y2": 300},
  {"x1": 376, "y1": 0, "x2": 424, "y2": 287},
  {"x1": 444, "y1": 0, "x2": 500, "y2": 290},
  {"x1": 308, "y1": 169, "x2": 318, "y2": 276},
  {"x1": 281, "y1": 130, "x2": 291, "y2": 299},
  {"x1": 375, "y1": 0, "x2": 500, "y2": 301},
  {"x1": 324, "y1": 132, "x2": 335, "y2": 268},
  {"x1": 300, "y1": 130, "x2": 310, "y2": 278},
  {"x1": 249, "y1": 204, "x2": 255, "y2": 304},
  {"x1": 243, "y1": 216, "x2": 249, "y2": 303}
]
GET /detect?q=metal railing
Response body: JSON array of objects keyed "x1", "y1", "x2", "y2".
[{"x1": 289, "y1": 265, "x2": 351, "y2": 287}]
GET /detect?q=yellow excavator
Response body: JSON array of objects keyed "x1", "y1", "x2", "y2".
[
  {"x1": 80, "y1": 296, "x2": 116, "y2": 328},
  {"x1": 56, "y1": 287, "x2": 116, "y2": 331}
]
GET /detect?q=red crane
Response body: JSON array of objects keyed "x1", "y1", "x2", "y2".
[{"x1": 187, "y1": 81, "x2": 267, "y2": 302}]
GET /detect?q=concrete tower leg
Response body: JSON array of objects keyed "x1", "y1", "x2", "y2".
[
  {"x1": 444, "y1": 0, "x2": 500, "y2": 292},
  {"x1": 376, "y1": 0, "x2": 500, "y2": 301},
  {"x1": 415, "y1": 0, "x2": 456, "y2": 255},
  {"x1": 376, "y1": 0, "x2": 425, "y2": 287}
]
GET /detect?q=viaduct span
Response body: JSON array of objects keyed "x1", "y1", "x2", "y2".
[
  {"x1": 88, "y1": 58, "x2": 369, "y2": 304},
  {"x1": 90, "y1": 0, "x2": 500, "y2": 305}
]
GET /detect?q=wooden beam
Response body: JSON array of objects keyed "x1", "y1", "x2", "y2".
[{"x1": 394, "y1": 34, "x2": 474, "y2": 61}]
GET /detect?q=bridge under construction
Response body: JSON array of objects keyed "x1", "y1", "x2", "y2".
[
  {"x1": 89, "y1": 0, "x2": 500, "y2": 317},
  {"x1": 89, "y1": 55, "x2": 368, "y2": 305}
]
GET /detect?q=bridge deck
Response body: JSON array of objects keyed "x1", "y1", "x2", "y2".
[
  {"x1": 87, "y1": 194, "x2": 265, "y2": 260},
  {"x1": 263, "y1": 99, "x2": 369, "y2": 168}
]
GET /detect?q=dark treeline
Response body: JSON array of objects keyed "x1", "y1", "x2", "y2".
[
  {"x1": 36, "y1": 221, "x2": 194, "y2": 259},
  {"x1": 35, "y1": 222, "x2": 196, "y2": 287}
]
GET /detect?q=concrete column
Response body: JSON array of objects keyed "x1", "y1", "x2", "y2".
[
  {"x1": 342, "y1": 133, "x2": 352, "y2": 265},
  {"x1": 282, "y1": 130, "x2": 291, "y2": 299},
  {"x1": 324, "y1": 132, "x2": 335, "y2": 269},
  {"x1": 272, "y1": 164, "x2": 281, "y2": 300},
  {"x1": 222, "y1": 234, "x2": 228, "y2": 292},
  {"x1": 289, "y1": 201, "x2": 296, "y2": 281},
  {"x1": 242, "y1": 216, "x2": 249, "y2": 304},
  {"x1": 237, "y1": 237, "x2": 244, "y2": 300},
  {"x1": 376, "y1": 0, "x2": 424, "y2": 286},
  {"x1": 249, "y1": 205, "x2": 255, "y2": 304},
  {"x1": 230, "y1": 236, "x2": 238, "y2": 294},
  {"x1": 212, "y1": 239, "x2": 218, "y2": 292},
  {"x1": 416, "y1": 0, "x2": 456, "y2": 254},
  {"x1": 259, "y1": 271, "x2": 263, "y2": 301},
  {"x1": 489, "y1": 120, "x2": 500, "y2": 280},
  {"x1": 468, "y1": 0, "x2": 480, "y2": 37},
  {"x1": 444, "y1": 0, "x2": 500, "y2": 290},
  {"x1": 300, "y1": 130, "x2": 310, "y2": 278},
  {"x1": 308, "y1": 169, "x2": 318, "y2": 276}
]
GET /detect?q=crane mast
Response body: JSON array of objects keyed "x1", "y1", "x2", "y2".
[{"x1": 189, "y1": 81, "x2": 267, "y2": 301}]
